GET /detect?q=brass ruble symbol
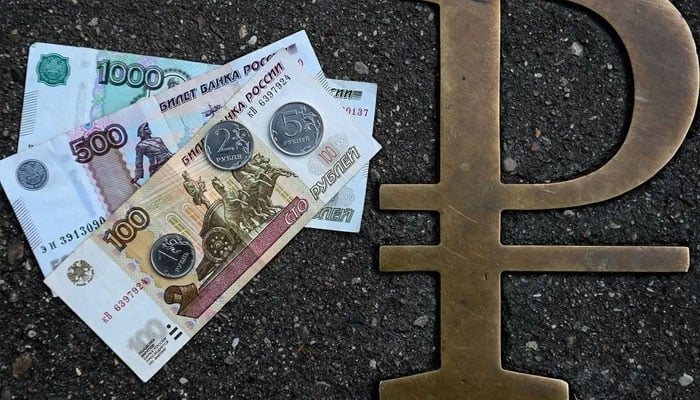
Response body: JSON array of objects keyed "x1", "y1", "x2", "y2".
[{"x1": 379, "y1": 0, "x2": 699, "y2": 399}]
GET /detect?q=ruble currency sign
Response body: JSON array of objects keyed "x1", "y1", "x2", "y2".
[{"x1": 379, "y1": 0, "x2": 699, "y2": 399}]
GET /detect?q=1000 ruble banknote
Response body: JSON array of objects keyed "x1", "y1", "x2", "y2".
[
  {"x1": 19, "y1": 43, "x2": 213, "y2": 151},
  {"x1": 0, "y1": 32, "x2": 324, "y2": 277},
  {"x1": 45, "y1": 51, "x2": 381, "y2": 382},
  {"x1": 18, "y1": 32, "x2": 323, "y2": 151}
]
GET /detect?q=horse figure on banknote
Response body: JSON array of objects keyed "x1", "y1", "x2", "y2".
[
  {"x1": 245, "y1": 154, "x2": 297, "y2": 217},
  {"x1": 254, "y1": 166, "x2": 297, "y2": 215},
  {"x1": 211, "y1": 177, "x2": 265, "y2": 232}
]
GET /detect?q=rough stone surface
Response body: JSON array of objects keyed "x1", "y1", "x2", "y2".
[
  {"x1": 354, "y1": 61, "x2": 370, "y2": 75},
  {"x1": 679, "y1": 373, "x2": 694, "y2": 387},
  {"x1": 0, "y1": 1, "x2": 698, "y2": 399}
]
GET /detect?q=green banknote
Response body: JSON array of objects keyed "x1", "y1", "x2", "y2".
[{"x1": 20, "y1": 43, "x2": 215, "y2": 151}]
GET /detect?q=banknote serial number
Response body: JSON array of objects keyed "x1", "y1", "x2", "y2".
[
  {"x1": 97, "y1": 60, "x2": 167, "y2": 90},
  {"x1": 112, "y1": 279, "x2": 150, "y2": 312},
  {"x1": 40, "y1": 217, "x2": 106, "y2": 254},
  {"x1": 257, "y1": 75, "x2": 291, "y2": 107},
  {"x1": 344, "y1": 107, "x2": 369, "y2": 117}
]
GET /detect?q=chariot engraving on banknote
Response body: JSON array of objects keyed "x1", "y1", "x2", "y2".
[
  {"x1": 10, "y1": 37, "x2": 377, "y2": 260},
  {"x1": 1, "y1": 32, "x2": 329, "y2": 278}
]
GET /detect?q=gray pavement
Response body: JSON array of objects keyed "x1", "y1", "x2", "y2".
[{"x1": 0, "y1": 0, "x2": 698, "y2": 399}]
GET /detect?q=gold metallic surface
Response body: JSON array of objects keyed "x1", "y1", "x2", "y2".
[{"x1": 379, "y1": 0, "x2": 699, "y2": 399}]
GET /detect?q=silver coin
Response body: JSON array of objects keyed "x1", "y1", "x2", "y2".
[
  {"x1": 269, "y1": 102, "x2": 323, "y2": 156},
  {"x1": 204, "y1": 120, "x2": 253, "y2": 170},
  {"x1": 150, "y1": 233, "x2": 196, "y2": 279}
]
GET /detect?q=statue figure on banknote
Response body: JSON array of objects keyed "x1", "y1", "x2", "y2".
[
  {"x1": 182, "y1": 171, "x2": 211, "y2": 209},
  {"x1": 244, "y1": 154, "x2": 297, "y2": 217},
  {"x1": 241, "y1": 175, "x2": 274, "y2": 217},
  {"x1": 211, "y1": 177, "x2": 262, "y2": 232},
  {"x1": 130, "y1": 122, "x2": 173, "y2": 185},
  {"x1": 256, "y1": 166, "x2": 297, "y2": 216}
]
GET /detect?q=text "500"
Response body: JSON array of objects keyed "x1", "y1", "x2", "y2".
[{"x1": 69, "y1": 124, "x2": 128, "y2": 163}]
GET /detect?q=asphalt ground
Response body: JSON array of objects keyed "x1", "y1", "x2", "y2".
[{"x1": 0, "y1": 0, "x2": 698, "y2": 399}]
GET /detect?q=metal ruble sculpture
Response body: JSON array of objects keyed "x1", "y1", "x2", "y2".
[{"x1": 379, "y1": 0, "x2": 699, "y2": 399}]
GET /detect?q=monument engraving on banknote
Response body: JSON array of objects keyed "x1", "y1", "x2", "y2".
[
  {"x1": 0, "y1": 34, "x2": 379, "y2": 282},
  {"x1": 0, "y1": 32, "x2": 336, "y2": 277},
  {"x1": 132, "y1": 122, "x2": 173, "y2": 184}
]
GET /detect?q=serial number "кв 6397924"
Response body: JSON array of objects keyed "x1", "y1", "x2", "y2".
[
  {"x1": 257, "y1": 75, "x2": 291, "y2": 107},
  {"x1": 113, "y1": 279, "x2": 150, "y2": 312}
]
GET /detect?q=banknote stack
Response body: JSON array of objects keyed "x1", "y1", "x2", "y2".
[{"x1": 0, "y1": 31, "x2": 380, "y2": 381}]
